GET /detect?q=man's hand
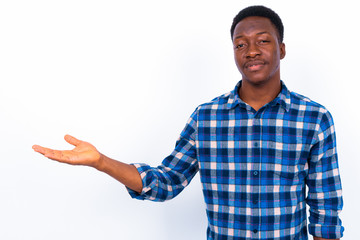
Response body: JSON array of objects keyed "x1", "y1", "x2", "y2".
[
  {"x1": 32, "y1": 135, "x2": 103, "y2": 169},
  {"x1": 33, "y1": 135, "x2": 143, "y2": 192}
]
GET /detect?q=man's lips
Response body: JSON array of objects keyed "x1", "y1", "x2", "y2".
[{"x1": 244, "y1": 60, "x2": 266, "y2": 71}]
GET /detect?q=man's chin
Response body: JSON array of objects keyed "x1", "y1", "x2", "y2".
[{"x1": 242, "y1": 77, "x2": 270, "y2": 86}]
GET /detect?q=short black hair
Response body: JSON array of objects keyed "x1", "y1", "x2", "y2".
[{"x1": 230, "y1": 5, "x2": 284, "y2": 43}]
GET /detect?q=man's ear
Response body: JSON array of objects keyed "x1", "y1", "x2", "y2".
[{"x1": 280, "y1": 43, "x2": 286, "y2": 59}]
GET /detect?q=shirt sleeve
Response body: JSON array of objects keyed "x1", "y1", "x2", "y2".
[
  {"x1": 127, "y1": 109, "x2": 199, "y2": 202},
  {"x1": 306, "y1": 109, "x2": 344, "y2": 239}
]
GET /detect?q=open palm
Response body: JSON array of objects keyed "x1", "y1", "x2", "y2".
[{"x1": 33, "y1": 135, "x2": 102, "y2": 168}]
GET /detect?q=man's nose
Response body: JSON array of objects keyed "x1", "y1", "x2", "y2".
[{"x1": 246, "y1": 43, "x2": 261, "y2": 58}]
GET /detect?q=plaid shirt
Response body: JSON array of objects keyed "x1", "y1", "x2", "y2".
[{"x1": 128, "y1": 81, "x2": 344, "y2": 240}]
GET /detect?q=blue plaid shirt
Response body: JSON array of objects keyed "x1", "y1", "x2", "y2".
[{"x1": 128, "y1": 81, "x2": 344, "y2": 240}]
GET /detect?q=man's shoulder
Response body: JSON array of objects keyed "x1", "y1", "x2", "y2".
[
  {"x1": 197, "y1": 91, "x2": 233, "y2": 110},
  {"x1": 289, "y1": 90, "x2": 328, "y2": 114}
]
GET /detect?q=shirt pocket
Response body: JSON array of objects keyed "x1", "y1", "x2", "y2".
[{"x1": 267, "y1": 141, "x2": 309, "y2": 183}]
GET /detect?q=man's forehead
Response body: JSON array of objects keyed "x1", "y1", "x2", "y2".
[{"x1": 233, "y1": 16, "x2": 278, "y2": 38}]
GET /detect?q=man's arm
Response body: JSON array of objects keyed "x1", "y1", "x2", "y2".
[
  {"x1": 33, "y1": 109, "x2": 199, "y2": 202},
  {"x1": 306, "y1": 110, "x2": 344, "y2": 239},
  {"x1": 32, "y1": 134, "x2": 143, "y2": 193}
]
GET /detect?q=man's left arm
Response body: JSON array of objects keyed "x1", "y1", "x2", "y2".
[{"x1": 306, "y1": 110, "x2": 344, "y2": 239}]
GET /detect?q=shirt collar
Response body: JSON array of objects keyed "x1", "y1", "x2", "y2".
[{"x1": 226, "y1": 80, "x2": 291, "y2": 112}]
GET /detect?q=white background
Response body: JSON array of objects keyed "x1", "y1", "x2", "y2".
[{"x1": 0, "y1": 0, "x2": 358, "y2": 239}]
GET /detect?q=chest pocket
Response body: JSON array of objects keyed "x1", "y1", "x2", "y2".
[{"x1": 265, "y1": 137, "x2": 310, "y2": 183}]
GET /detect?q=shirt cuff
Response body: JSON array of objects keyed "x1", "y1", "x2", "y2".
[
  {"x1": 126, "y1": 163, "x2": 150, "y2": 200},
  {"x1": 308, "y1": 223, "x2": 344, "y2": 239}
]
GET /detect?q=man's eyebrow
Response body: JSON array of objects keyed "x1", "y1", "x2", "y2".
[
  {"x1": 234, "y1": 35, "x2": 243, "y2": 40},
  {"x1": 234, "y1": 31, "x2": 270, "y2": 40},
  {"x1": 256, "y1": 31, "x2": 270, "y2": 35}
]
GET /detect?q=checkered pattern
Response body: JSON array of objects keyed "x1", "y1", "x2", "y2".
[{"x1": 128, "y1": 81, "x2": 344, "y2": 239}]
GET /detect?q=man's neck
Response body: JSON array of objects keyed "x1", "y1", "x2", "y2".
[{"x1": 238, "y1": 79, "x2": 282, "y2": 111}]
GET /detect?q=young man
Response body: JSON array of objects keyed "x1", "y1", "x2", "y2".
[{"x1": 33, "y1": 6, "x2": 344, "y2": 240}]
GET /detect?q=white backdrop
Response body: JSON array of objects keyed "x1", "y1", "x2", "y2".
[{"x1": 0, "y1": 0, "x2": 358, "y2": 239}]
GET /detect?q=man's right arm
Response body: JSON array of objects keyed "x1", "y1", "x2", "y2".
[
  {"x1": 96, "y1": 153, "x2": 142, "y2": 193},
  {"x1": 33, "y1": 109, "x2": 199, "y2": 202},
  {"x1": 32, "y1": 134, "x2": 143, "y2": 193}
]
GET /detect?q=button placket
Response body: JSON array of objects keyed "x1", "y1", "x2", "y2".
[{"x1": 251, "y1": 112, "x2": 263, "y2": 237}]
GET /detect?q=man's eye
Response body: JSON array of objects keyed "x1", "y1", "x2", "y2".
[
  {"x1": 260, "y1": 40, "x2": 270, "y2": 44},
  {"x1": 236, "y1": 44, "x2": 245, "y2": 49}
]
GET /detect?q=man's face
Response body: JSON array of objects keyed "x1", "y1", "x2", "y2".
[{"x1": 232, "y1": 16, "x2": 285, "y2": 86}]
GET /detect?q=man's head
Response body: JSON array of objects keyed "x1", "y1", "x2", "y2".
[
  {"x1": 231, "y1": 6, "x2": 286, "y2": 87},
  {"x1": 231, "y1": 5, "x2": 284, "y2": 43}
]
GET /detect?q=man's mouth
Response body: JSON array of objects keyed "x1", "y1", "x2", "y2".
[{"x1": 245, "y1": 61, "x2": 266, "y2": 71}]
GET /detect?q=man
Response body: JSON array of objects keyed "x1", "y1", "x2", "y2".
[{"x1": 33, "y1": 5, "x2": 344, "y2": 240}]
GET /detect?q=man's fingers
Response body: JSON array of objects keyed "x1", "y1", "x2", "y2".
[
  {"x1": 32, "y1": 145, "x2": 71, "y2": 162},
  {"x1": 64, "y1": 135, "x2": 82, "y2": 147},
  {"x1": 32, "y1": 145, "x2": 55, "y2": 156},
  {"x1": 32, "y1": 135, "x2": 94, "y2": 165},
  {"x1": 32, "y1": 145, "x2": 45, "y2": 154}
]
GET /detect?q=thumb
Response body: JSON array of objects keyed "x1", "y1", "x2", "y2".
[{"x1": 64, "y1": 135, "x2": 82, "y2": 146}]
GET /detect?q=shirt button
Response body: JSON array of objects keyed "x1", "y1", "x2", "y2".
[
  {"x1": 253, "y1": 142, "x2": 259, "y2": 147},
  {"x1": 253, "y1": 171, "x2": 258, "y2": 176},
  {"x1": 253, "y1": 229, "x2": 258, "y2": 233},
  {"x1": 253, "y1": 199, "x2": 258, "y2": 204}
]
